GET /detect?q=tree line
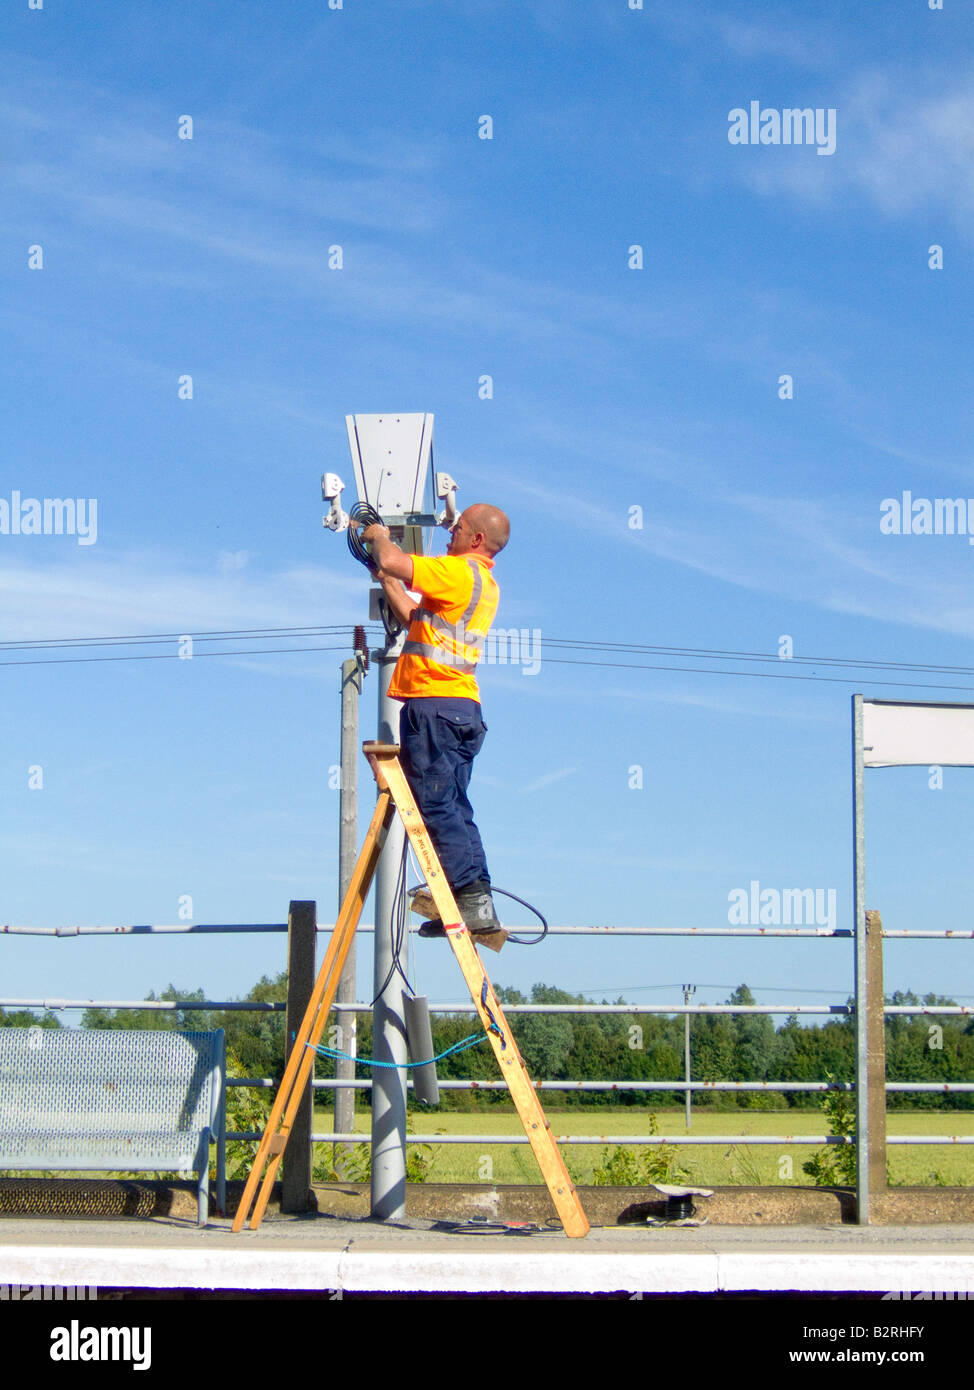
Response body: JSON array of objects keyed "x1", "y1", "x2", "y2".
[{"x1": 2, "y1": 979, "x2": 971, "y2": 1110}]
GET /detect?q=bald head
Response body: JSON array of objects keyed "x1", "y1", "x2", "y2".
[{"x1": 463, "y1": 503, "x2": 510, "y2": 556}]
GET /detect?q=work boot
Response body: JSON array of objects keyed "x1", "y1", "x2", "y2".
[
  {"x1": 417, "y1": 882, "x2": 501, "y2": 937},
  {"x1": 454, "y1": 881, "x2": 502, "y2": 934}
]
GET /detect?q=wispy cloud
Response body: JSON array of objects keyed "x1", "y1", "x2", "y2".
[
  {"x1": 730, "y1": 72, "x2": 974, "y2": 227},
  {"x1": 489, "y1": 454, "x2": 974, "y2": 646},
  {"x1": 0, "y1": 550, "x2": 362, "y2": 643},
  {"x1": 520, "y1": 766, "x2": 577, "y2": 794}
]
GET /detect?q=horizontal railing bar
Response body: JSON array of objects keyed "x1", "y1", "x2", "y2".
[
  {"x1": 6, "y1": 923, "x2": 972, "y2": 939},
  {"x1": 526, "y1": 927, "x2": 853, "y2": 937},
  {"x1": 886, "y1": 1083, "x2": 974, "y2": 1091},
  {"x1": 6, "y1": 998, "x2": 970, "y2": 1020},
  {"x1": 0, "y1": 924, "x2": 849, "y2": 938},
  {"x1": 887, "y1": 1136, "x2": 974, "y2": 1144},
  {"x1": 0, "y1": 924, "x2": 849, "y2": 937},
  {"x1": 8, "y1": 1000, "x2": 970, "y2": 1017},
  {"x1": 225, "y1": 1130, "x2": 974, "y2": 1147},
  {"x1": 882, "y1": 931, "x2": 974, "y2": 938},
  {"x1": 228, "y1": 1077, "x2": 974, "y2": 1093},
  {"x1": 0, "y1": 999, "x2": 283, "y2": 1011},
  {"x1": 328, "y1": 1002, "x2": 852, "y2": 1015},
  {"x1": 307, "y1": 1133, "x2": 852, "y2": 1146},
  {"x1": 304, "y1": 1079, "x2": 849, "y2": 1092},
  {"x1": 885, "y1": 1006, "x2": 974, "y2": 1015},
  {"x1": 0, "y1": 924, "x2": 288, "y2": 937}
]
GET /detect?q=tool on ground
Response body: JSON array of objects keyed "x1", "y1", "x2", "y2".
[{"x1": 231, "y1": 742, "x2": 589, "y2": 1238}]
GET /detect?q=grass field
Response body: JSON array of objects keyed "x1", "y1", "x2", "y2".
[{"x1": 312, "y1": 1106, "x2": 974, "y2": 1186}]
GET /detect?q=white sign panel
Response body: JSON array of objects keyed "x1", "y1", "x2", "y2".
[
  {"x1": 345, "y1": 412, "x2": 435, "y2": 521},
  {"x1": 862, "y1": 700, "x2": 974, "y2": 767}
]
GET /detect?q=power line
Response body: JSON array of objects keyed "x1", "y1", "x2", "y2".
[
  {"x1": 0, "y1": 622, "x2": 964, "y2": 672},
  {"x1": 0, "y1": 624, "x2": 361, "y2": 667},
  {"x1": 538, "y1": 655, "x2": 974, "y2": 694},
  {"x1": 539, "y1": 638, "x2": 974, "y2": 679},
  {"x1": 3, "y1": 621, "x2": 974, "y2": 693},
  {"x1": 0, "y1": 625, "x2": 354, "y2": 652},
  {"x1": 0, "y1": 644, "x2": 352, "y2": 668}
]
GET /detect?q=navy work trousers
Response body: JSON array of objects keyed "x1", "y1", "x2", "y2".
[{"x1": 398, "y1": 696, "x2": 490, "y2": 892}]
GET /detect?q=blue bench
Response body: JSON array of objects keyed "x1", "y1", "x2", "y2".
[{"x1": 0, "y1": 1027, "x2": 226, "y2": 1225}]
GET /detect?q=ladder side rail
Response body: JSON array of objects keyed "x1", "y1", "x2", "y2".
[{"x1": 232, "y1": 791, "x2": 394, "y2": 1231}]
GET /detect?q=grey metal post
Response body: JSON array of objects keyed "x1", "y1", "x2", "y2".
[
  {"x1": 852, "y1": 694, "x2": 870, "y2": 1223},
  {"x1": 370, "y1": 627, "x2": 408, "y2": 1220},
  {"x1": 282, "y1": 900, "x2": 316, "y2": 1212},
  {"x1": 334, "y1": 641, "x2": 365, "y2": 1173},
  {"x1": 682, "y1": 984, "x2": 695, "y2": 1130}
]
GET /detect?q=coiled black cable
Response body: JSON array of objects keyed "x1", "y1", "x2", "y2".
[
  {"x1": 347, "y1": 501, "x2": 383, "y2": 573},
  {"x1": 347, "y1": 501, "x2": 403, "y2": 640}
]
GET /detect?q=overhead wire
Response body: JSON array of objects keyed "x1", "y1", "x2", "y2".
[
  {"x1": 4, "y1": 613, "x2": 974, "y2": 674},
  {"x1": 0, "y1": 644, "x2": 353, "y2": 669},
  {"x1": 4, "y1": 620, "x2": 974, "y2": 693},
  {"x1": 0, "y1": 625, "x2": 353, "y2": 652}
]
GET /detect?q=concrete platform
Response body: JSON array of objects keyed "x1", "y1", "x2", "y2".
[{"x1": 3, "y1": 1214, "x2": 974, "y2": 1296}]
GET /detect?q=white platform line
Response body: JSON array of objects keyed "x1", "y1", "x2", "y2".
[{"x1": 4, "y1": 1244, "x2": 974, "y2": 1294}]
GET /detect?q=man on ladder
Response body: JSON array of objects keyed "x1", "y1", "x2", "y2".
[{"x1": 360, "y1": 503, "x2": 510, "y2": 936}]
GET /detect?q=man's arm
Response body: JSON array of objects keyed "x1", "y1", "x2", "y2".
[{"x1": 379, "y1": 574, "x2": 421, "y2": 628}]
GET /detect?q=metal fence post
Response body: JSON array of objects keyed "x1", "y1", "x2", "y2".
[
  {"x1": 370, "y1": 633, "x2": 408, "y2": 1221},
  {"x1": 853, "y1": 693, "x2": 870, "y2": 1223},
  {"x1": 282, "y1": 900, "x2": 316, "y2": 1212},
  {"x1": 335, "y1": 648, "x2": 365, "y2": 1174}
]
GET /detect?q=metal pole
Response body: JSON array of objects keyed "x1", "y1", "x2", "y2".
[
  {"x1": 853, "y1": 693, "x2": 870, "y2": 1223},
  {"x1": 370, "y1": 624, "x2": 408, "y2": 1220},
  {"x1": 334, "y1": 633, "x2": 365, "y2": 1174},
  {"x1": 682, "y1": 983, "x2": 695, "y2": 1130}
]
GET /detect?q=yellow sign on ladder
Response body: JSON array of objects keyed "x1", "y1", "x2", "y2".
[{"x1": 232, "y1": 742, "x2": 589, "y2": 1238}]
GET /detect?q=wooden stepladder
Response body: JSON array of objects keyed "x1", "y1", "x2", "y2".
[{"x1": 232, "y1": 742, "x2": 589, "y2": 1238}]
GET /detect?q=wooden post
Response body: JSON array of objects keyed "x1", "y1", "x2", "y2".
[
  {"x1": 282, "y1": 900, "x2": 317, "y2": 1213},
  {"x1": 865, "y1": 908, "x2": 887, "y2": 1198}
]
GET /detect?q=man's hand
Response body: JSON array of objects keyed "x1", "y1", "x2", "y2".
[
  {"x1": 358, "y1": 522, "x2": 390, "y2": 545},
  {"x1": 354, "y1": 521, "x2": 413, "y2": 583}
]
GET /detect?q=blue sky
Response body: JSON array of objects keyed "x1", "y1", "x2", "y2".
[{"x1": 3, "y1": 0, "x2": 974, "y2": 1022}]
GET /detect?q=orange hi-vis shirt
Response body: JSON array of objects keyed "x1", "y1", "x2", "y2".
[{"x1": 387, "y1": 553, "x2": 499, "y2": 701}]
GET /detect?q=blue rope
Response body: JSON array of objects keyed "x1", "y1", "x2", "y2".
[{"x1": 306, "y1": 1031, "x2": 487, "y2": 1070}]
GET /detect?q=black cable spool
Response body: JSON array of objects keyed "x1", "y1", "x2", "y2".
[{"x1": 664, "y1": 1193, "x2": 696, "y2": 1221}]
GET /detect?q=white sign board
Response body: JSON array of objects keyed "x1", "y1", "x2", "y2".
[
  {"x1": 345, "y1": 413, "x2": 435, "y2": 522},
  {"x1": 862, "y1": 700, "x2": 974, "y2": 767}
]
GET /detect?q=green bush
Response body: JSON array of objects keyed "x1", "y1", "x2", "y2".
[
  {"x1": 802, "y1": 1072, "x2": 856, "y2": 1187},
  {"x1": 591, "y1": 1114, "x2": 689, "y2": 1187}
]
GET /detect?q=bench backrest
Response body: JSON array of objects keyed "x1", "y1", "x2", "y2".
[{"x1": 0, "y1": 1028, "x2": 224, "y2": 1143}]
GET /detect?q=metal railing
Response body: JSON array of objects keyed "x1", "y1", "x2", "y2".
[{"x1": 4, "y1": 907, "x2": 972, "y2": 1215}]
